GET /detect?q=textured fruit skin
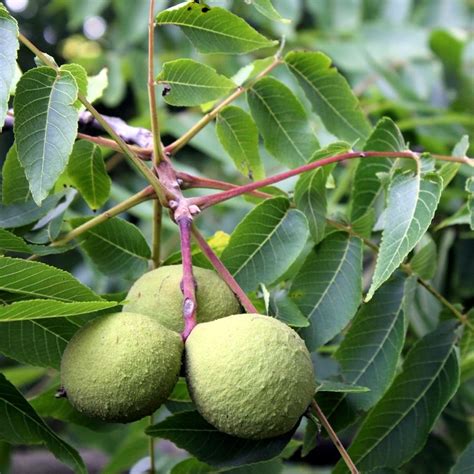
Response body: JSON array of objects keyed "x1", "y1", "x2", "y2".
[
  {"x1": 185, "y1": 314, "x2": 316, "y2": 439},
  {"x1": 123, "y1": 265, "x2": 241, "y2": 333},
  {"x1": 61, "y1": 312, "x2": 183, "y2": 423}
]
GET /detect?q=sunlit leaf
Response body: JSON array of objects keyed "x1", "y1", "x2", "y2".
[
  {"x1": 14, "y1": 67, "x2": 79, "y2": 204},
  {"x1": 1, "y1": 144, "x2": 29, "y2": 204},
  {"x1": 0, "y1": 4, "x2": 19, "y2": 129},
  {"x1": 285, "y1": 51, "x2": 371, "y2": 143},
  {"x1": 157, "y1": 59, "x2": 236, "y2": 106},
  {"x1": 0, "y1": 229, "x2": 31, "y2": 254},
  {"x1": 156, "y1": 2, "x2": 276, "y2": 54},
  {"x1": 366, "y1": 172, "x2": 443, "y2": 301}
]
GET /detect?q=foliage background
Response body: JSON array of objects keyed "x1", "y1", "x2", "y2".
[{"x1": 0, "y1": 0, "x2": 473, "y2": 472}]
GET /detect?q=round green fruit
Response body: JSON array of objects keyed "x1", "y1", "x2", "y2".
[
  {"x1": 185, "y1": 314, "x2": 316, "y2": 439},
  {"x1": 123, "y1": 265, "x2": 241, "y2": 333},
  {"x1": 61, "y1": 312, "x2": 183, "y2": 423}
]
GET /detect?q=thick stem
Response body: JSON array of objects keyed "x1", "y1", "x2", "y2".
[
  {"x1": 309, "y1": 400, "x2": 359, "y2": 474},
  {"x1": 179, "y1": 217, "x2": 198, "y2": 340},
  {"x1": 18, "y1": 33, "x2": 168, "y2": 205},
  {"x1": 191, "y1": 150, "x2": 473, "y2": 209},
  {"x1": 191, "y1": 226, "x2": 258, "y2": 313},
  {"x1": 148, "y1": 0, "x2": 165, "y2": 164},
  {"x1": 51, "y1": 187, "x2": 155, "y2": 247},
  {"x1": 164, "y1": 58, "x2": 283, "y2": 155}
]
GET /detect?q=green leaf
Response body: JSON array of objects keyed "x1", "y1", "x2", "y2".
[
  {"x1": 30, "y1": 385, "x2": 111, "y2": 431},
  {"x1": 171, "y1": 458, "x2": 214, "y2": 473},
  {"x1": 146, "y1": 410, "x2": 293, "y2": 468},
  {"x1": 451, "y1": 439, "x2": 474, "y2": 474},
  {"x1": 0, "y1": 299, "x2": 116, "y2": 321},
  {"x1": 14, "y1": 66, "x2": 79, "y2": 205},
  {"x1": 0, "y1": 374, "x2": 86, "y2": 473},
  {"x1": 302, "y1": 417, "x2": 318, "y2": 457},
  {"x1": 67, "y1": 140, "x2": 111, "y2": 210},
  {"x1": 60, "y1": 63, "x2": 87, "y2": 109},
  {"x1": 285, "y1": 51, "x2": 371, "y2": 143},
  {"x1": 248, "y1": 77, "x2": 320, "y2": 168},
  {"x1": 71, "y1": 217, "x2": 151, "y2": 280},
  {"x1": 1, "y1": 366, "x2": 46, "y2": 388},
  {"x1": 0, "y1": 4, "x2": 19, "y2": 128},
  {"x1": 221, "y1": 197, "x2": 309, "y2": 292},
  {"x1": 216, "y1": 105, "x2": 264, "y2": 180},
  {"x1": 87, "y1": 67, "x2": 108, "y2": 104},
  {"x1": 437, "y1": 135, "x2": 469, "y2": 190},
  {"x1": 1, "y1": 144, "x2": 29, "y2": 204},
  {"x1": 269, "y1": 290, "x2": 309, "y2": 328},
  {"x1": 290, "y1": 232, "x2": 363, "y2": 350},
  {"x1": 410, "y1": 240, "x2": 437, "y2": 280},
  {"x1": 250, "y1": 0, "x2": 290, "y2": 23},
  {"x1": 0, "y1": 256, "x2": 102, "y2": 302},
  {"x1": 466, "y1": 176, "x2": 474, "y2": 230},
  {"x1": 156, "y1": 2, "x2": 276, "y2": 54},
  {"x1": 351, "y1": 117, "x2": 405, "y2": 221},
  {"x1": 0, "y1": 192, "x2": 65, "y2": 229},
  {"x1": 333, "y1": 321, "x2": 460, "y2": 473},
  {"x1": 366, "y1": 172, "x2": 443, "y2": 301},
  {"x1": 316, "y1": 380, "x2": 370, "y2": 393},
  {"x1": 157, "y1": 59, "x2": 236, "y2": 106},
  {"x1": 317, "y1": 274, "x2": 409, "y2": 431},
  {"x1": 294, "y1": 143, "x2": 350, "y2": 243},
  {"x1": 0, "y1": 229, "x2": 31, "y2": 254}
]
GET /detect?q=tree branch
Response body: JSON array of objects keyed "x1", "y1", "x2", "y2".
[
  {"x1": 309, "y1": 400, "x2": 359, "y2": 474},
  {"x1": 190, "y1": 150, "x2": 473, "y2": 209},
  {"x1": 191, "y1": 226, "x2": 258, "y2": 313}
]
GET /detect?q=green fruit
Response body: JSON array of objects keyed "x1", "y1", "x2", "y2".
[
  {"x1": 185, "y1": 314, "x2": 316, "y2": 439},
  {"x1": 123, "y1": 265, "x2": 241, "y2": 333},
  {"x1": 61, "y1": 312, "x2": 183, "y2": 423}
]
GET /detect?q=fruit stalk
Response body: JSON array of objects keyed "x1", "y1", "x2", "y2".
[
  {"x1": 191, "y1": 225, "x2": 258, "y2": 313},
  {"x1": 178, "y1": 217, "x2": 198, "y2": 340}
]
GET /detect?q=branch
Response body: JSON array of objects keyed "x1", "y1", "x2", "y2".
[
  {"x1": 164, "y1": 57, "x2": 283, "y2": 155},
  {"x1": 191, "y1": 226, "x2": 258, "y2": 313},
  {"x1": 190, "y1": 150, "x2": 473, "y2": 209},
  {"x1": 309, "y1": 400, "x2": 359, "y2": 474},
  {"x1": 179, "y1": 217, "x2": 198, "y2": 340}
]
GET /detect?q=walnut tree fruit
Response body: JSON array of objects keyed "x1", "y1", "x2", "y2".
[
  {"x1": 185, "y1": 313, "x2": 316, "y2": 439},
  {"x1": 61, "y1": 312, "x2": 183, "y2": 423},
  {"x1": 123, "y1": 265, "x2": 241, "y2": 333}
]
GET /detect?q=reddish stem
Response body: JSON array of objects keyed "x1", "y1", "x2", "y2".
[
  {"x1": 176, "y1": 171, "x2": 273, "y2": 199},
  {"x1": 191, "y1": 226, "x2": 258, "y2": 314},
  {"x1": 178, "y1": 217, "x2": 198, "y2": 340},
  {"x1": 190, "y1": 151, "x2": 423, "y2": 208}
]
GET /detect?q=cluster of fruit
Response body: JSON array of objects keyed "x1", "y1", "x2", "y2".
[{"x1": 61, "y1": 266, "x2": 316, "y2": 439}]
